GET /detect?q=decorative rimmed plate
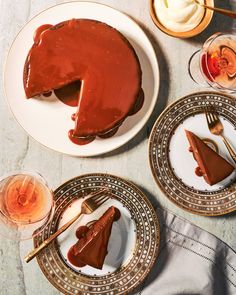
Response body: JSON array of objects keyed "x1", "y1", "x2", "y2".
[
  {"x1": 149, "y1": 92, "x2": 236, "y2": 216},
  {"x1": 34, "y1": 173, "x2": 160, "y2": 294},
  {"x1": 4, "y1": 1, "x2": 159, "y2": 157}
]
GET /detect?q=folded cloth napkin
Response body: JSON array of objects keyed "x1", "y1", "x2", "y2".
[{"x1": 134, "y1": 208, "x2": 236, "y2": 295}]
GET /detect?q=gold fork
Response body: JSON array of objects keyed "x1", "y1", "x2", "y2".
[
  {"x1": 24, "y1": 188, "x2": 110, "y2": 263},
  {"x1": 205, "y1": 108, "x2": 236, "y2": 164}
]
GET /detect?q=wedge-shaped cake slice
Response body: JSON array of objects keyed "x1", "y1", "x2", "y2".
[
  {"x1": 185, "y1": 130, "x2": 234, "y2": 186},
  {"x1": 72, "y1": 206, "x2": 118, "y2": 269}
]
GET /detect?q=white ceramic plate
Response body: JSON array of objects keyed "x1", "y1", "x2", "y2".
[
  {"x1": 34, "y1": 174, "x2": 160, "y2": 294},
  {"x1": 4, "y1": 1, "x2": 159, "y2": 156},
  {"x1": 57, "y1": 198, "x2": 136, "y2": 277},
  {"x1": 169, "y1": 114, "x2": 236, "y2": 192},
  {"x1": 149, "y1": 92, "x2": 236, "y2": 216}
]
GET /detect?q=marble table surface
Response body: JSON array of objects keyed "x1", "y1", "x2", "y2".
[{"x1": 0, "y1": 0, "x2": 235, "y2": 294}]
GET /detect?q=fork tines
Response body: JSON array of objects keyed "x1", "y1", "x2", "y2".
[
  {"x1": 205, "y1": 107, "x2": 219, "y2": 124},
  {"x1": 91, "y1": 188, "x2": 110, "y2": 204},
  {"x1": 87, "y1": 187, "x2": 110, "y2": 205},
  {"x1": 89, "y1": 187, "x2": 109, "y2": 196},
  {"x1": 94, "y1": 195, "x2": 110, "y2": 206}
]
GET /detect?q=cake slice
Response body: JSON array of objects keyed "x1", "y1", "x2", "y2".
[
  {"x1": 69, "y1": 206, "x2": 119, "y2": 269},
  {"x1": 185, "y1": 130, "x2": 234, "y2": 185}
]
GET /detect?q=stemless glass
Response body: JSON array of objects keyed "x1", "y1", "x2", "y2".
[
  {"x1": 188, "y1": 32, "x2": 236, "y2": 92},
  {"x1": 0, "y1": 171, "x2": 54, "y2": 240}
]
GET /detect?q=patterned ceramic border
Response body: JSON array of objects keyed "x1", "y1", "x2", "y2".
[
  {"x1": 149, "y1": 91, "x2": 236, "y2": 216},
  {"x1": 34, "y1": 173, "x2": 160, "y2": 294}
]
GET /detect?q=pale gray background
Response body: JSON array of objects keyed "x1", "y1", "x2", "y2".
[{"x1": 0, "y1": 0, "x2": 235, "y2": 294}]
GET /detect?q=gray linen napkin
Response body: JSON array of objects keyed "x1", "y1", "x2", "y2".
[{"x1": 134, "y1": 208, "x2": 236, "y2": 295}]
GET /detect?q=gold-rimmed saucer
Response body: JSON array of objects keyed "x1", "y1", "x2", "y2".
[
  {"x1": 149, "y1": 0, "x2": 214, "y2": 38},
  {"x1": 34, "y1": 173, "x2": 160, "y2": 294},
  {"x1": 149, "y1": 92, "x2": 236, "y2": 216}
]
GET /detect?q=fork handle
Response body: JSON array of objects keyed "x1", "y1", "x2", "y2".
[
  {"x1": 24, "y1": 212, "x2": 82, "y2": 263},
  {"x1": 221, "y1": 135, "x2": 236, "y2": 164},
  {"x1": 202, "y1": 5, "x2": 236, "y2": 19}
]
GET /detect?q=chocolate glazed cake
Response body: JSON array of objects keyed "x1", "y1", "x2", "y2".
[
  {"x1": 67, "y1": 206, "x2": 120, "y2": 269},
  {"x1": 23, "y1": 19, "x2": 143, "y2": 145},
  {"x1": 185, "y1": 130, "x2": 234, "y2": 185}
]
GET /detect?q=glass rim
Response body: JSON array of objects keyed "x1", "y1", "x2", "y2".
[
  {"x1": 200, "y1": 32, "x2": 236, "y2": 92},
  {"x1": 0, "y1": 170, "x2": 55, "y2": 225}
]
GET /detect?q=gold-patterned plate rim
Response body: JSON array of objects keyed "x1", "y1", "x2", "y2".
[
  {"x1": 34, "y1": 173, "x2": 160, "y2": 294},
  {"x1": 149, "y1": 91, "x2": 236, "y2": 217}
]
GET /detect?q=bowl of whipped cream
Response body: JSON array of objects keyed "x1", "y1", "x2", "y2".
[{"x1": 150, "y1": 0, "x2": 214, "y2": 38}]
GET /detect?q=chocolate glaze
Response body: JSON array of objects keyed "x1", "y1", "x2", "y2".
[
  {"x1": 67, "y1": 246, "x2": 86, "y2": 267},
  {"x1": 68, "y1": 88, "x2": 143, "y2": 143},
  {"x1": 128, "y1": 89, "x2": 144, "y2": 116},
  {"x1": 75, "y1": 225, "x2": 89, "y2": 239},
  {"x1": 113, "y1": 207, "x2": 121, "y2": 221},
  {"x1": 68, "y1": 225, "x2": 90, "y2": 267},
  {"x1": 71, "y1": 113, "x2": 76, "y2": 121},
  {"x1": 33, "y1": 24, "x2": 53, "y2": 43},
  {"x1": 24, "y1": 19, "x2": 142, "y2": 145},
  {"x1": 68, "y1": 130, "x2": 95, "y2": 145},
  {"x1": 67, "y1": 206, "x2": 120, "y2": 269},
  {"x1": 195, "y1": 166, "x2": 203, "y2": 177},
  {"x1": 98, "y1": 126, "x2": 120, "y2": 139},
  {"x1": 42, "y1": 91, "x2": 52, "y2": 97},
  {"x1": 188, "y1": 147, "x2": 193, "y2": 153}
]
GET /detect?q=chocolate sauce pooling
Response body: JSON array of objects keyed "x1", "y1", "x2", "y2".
[{"x1": 195, "y1": 166, "x2": 203, "y2": 177}]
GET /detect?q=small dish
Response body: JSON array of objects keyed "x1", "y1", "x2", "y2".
[
  {"x1": 34, "y1": 173, "x2": 160, "y2": 294},
  {"x1": 149, "y1": 0, "x2": 214, "y2": 38},
  {"x1": 149, "y1": 91, "x2": 236, "y2": 216}
]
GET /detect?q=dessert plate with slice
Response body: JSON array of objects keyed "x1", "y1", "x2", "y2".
[
  {"x1": 34, "y1": 174, "x2": 160, "y2": 294},
  {"x1": 149, "y1": 92, "x2": 236, "y2": 216},
  {"x1": 4, "y1": 1, "x2": 159, "y2": 156}
]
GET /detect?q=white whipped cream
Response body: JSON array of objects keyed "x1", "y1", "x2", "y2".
[{"x1": 154, "y1": 0, "x2": 205, "y2": 32}]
